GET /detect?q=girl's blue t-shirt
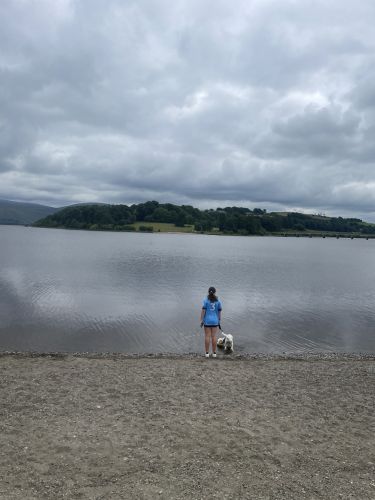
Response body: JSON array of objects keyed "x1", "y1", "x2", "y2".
[{"x1": 202, "y1": 298, "x2": 222, "y2": 325}]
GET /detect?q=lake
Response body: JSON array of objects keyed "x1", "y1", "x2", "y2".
[{"x1": 1, "y1": 225, "x2": 375, "y2": 354}]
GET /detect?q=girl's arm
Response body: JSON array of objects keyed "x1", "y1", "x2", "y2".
[{"x1": 200, "y1": 308, "x2": 205, "y2": 323}]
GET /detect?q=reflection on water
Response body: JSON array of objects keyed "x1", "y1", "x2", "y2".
[{"x1": 1, "y1": 225, "x2": 375, "y2": 353}]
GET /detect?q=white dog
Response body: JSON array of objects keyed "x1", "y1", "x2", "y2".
[{"x1": 217, "y1": 332, "x2": 234, "y2": 353}]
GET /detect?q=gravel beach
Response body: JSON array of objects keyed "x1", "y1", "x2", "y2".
[{"x1": 0, "y1": 353, "x2": 374, "y2": 499}]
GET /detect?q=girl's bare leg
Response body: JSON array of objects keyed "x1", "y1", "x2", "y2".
[
  {"x1": 211, "y1": 326, "x2": 218, "y2": 352},
  {"x1": 204, "y1": 327, "x2": 210, "y2": 352}
]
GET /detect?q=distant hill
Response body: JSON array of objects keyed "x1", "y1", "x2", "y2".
[
  {"x1": 33, "y1": 201, "x2": 375, "y2": 236},
  {"x1": 0, "y1": 199, "x2": 58, "y2": 225}
]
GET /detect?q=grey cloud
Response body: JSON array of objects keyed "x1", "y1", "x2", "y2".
[
  {"x1": 350, "y1": 66, "x2": 375, "y2": 117},
  {"x1": 1, "y1": 0, "x2": 375, "y2": 219},
  {"x1": 253, "y1": 106, "x2": 362, "y2": 160},
  {"x1": 273, "y1": 108, "x2": 359, "y2": 138}
]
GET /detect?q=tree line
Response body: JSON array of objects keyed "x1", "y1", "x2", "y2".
[{"x1": 34, "y1": 201, "x2": 375, "y2": 235}]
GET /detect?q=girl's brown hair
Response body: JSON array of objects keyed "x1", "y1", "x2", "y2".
[{"x1": 207, "y1": 286, "x2": 218, "y2": 302}]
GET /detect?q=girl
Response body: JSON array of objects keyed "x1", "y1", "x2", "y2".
[{"x1": 200, "y1": 286, "x2": 222, "y2": 358}]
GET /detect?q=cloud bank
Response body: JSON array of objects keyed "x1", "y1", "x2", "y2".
[{"x1": 1, "y1": 0, "x2": 375, "y2": 218}]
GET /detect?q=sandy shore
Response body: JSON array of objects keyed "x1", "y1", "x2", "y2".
[{"x1": 0, "y1": 353, "x2": 374, "y2": 500}]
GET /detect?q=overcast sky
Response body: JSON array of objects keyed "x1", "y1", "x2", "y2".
[{"x1": 1, "y1": 0, "x2": 375, "y2": 219}]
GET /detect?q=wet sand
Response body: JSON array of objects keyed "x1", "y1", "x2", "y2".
[{"x1": 0, "y1": 353, "x2": 374, "y2": 499}]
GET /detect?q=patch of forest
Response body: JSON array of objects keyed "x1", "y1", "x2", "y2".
[{"x1": 33, "y1": 201, "x2": 375, "y2": 236}]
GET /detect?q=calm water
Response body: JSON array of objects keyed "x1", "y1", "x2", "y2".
[{"x1": 1, "y1": 225, "x2": 375, "y2": 354}]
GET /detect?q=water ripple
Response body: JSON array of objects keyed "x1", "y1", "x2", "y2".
[{"x1": 1, "y1": 227, "x2": 375, "y2": 353}]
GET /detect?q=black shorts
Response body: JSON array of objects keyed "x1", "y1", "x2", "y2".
[{"x1": 204, "y1": 324, "x2": 219, "y2": 328}]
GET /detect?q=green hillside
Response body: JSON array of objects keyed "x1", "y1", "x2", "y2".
[
  {"x1": 34, "y1": 201, "x2": 375, "y2": 237},
  {"x1": 0, "y1": 199, "x2": 58, "y2": 225}
]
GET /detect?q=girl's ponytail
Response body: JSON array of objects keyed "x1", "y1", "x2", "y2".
[{"x1": 207, "y1": 286, "x2": 218, "y2": 302}]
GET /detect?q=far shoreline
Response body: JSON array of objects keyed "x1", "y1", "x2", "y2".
[{"x1": 4, "y1": 223, "x2": 375, "y2": 239}]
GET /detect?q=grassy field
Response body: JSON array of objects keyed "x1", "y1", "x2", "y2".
[
  {"x1": 132, "y1": 222, "x2": 195, "y2": 232},
  {"x1": 131, "y1": 223, "x2": 375, "y2": 238},
  {"x1": 132, "y1": 222, "x2": 225, "y2": 235}
]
